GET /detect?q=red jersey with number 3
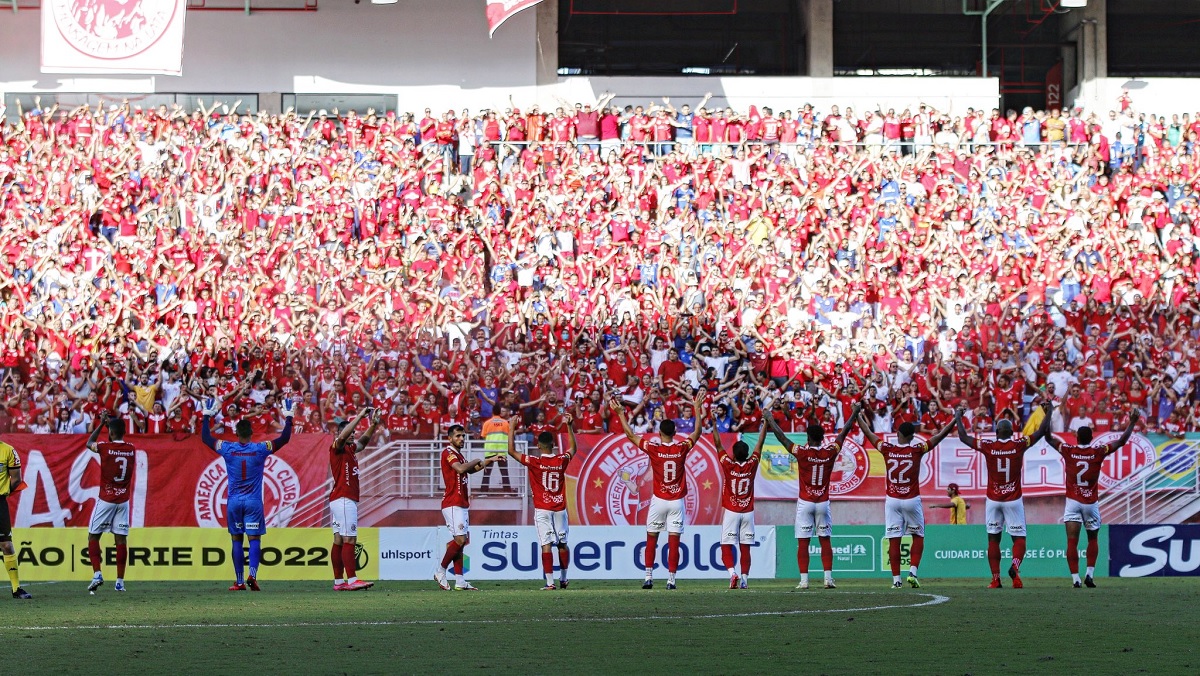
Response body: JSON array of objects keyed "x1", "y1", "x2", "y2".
[
  {"x1": 95, "y1": 440, "x2": 136, "y2": 504},
  {"x1": 1059, "y1": 442, "x2": 1112, "y2": 504},
  {"x1": 441, "y1": 446, "x2": 470, "y2": 508},
  {"x1": 719, "y1": 450, "x2": 760, "y2": 513},
  {"x1": 878, "y1": 440, "x2": 929, "y2": 499},
  {"x1": 520, "y1": 453, "x2": 571, "y2": 511},
  {"x1": 329, "y1": 441, "x2": 360, "y2": 502},
  {"x1": 638, "y1": 436, "x2": 695, "y2": 500},
  {"x1": 978, "y1": 436, "x2": 1031, "y2": 501},
  {"x1": 792, "y1": 443, "x2": 840, "y2": 503}
]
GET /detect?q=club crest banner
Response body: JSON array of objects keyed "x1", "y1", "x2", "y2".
[{"x1": 41, "y1": 0, "x2": 187, "y2": 75}]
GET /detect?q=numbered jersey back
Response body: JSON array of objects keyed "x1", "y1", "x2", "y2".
[
  {"x1": 877, "y1": 440, "x2": 928, "y2": 499},
  {"x1": 1059, "y1": 442, "x2": 1110, "y2": 504},
  {"x1": 978, "y1": 436, "x2": 1031, "y2": 502},
  {"x1": 524, "y1": 454, "x2": 570, "y2": 511},
  {"x1": 639, "y1": 436, "x2": 695, "y2": 500},
  {"x1": 96, "y1": 441, "x2": 137, "y2": 504},
  {"x1": 719, "y1": 451, "x2": 760, "y2": 513},
  {"x1": 794, "y1": 443, "x2": 840, "y2": 503}
]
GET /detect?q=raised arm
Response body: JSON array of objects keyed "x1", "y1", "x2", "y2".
[
  {"x1": 764, "y1": 410, "x2": 796, "y2": 453},
  {"x1": 1027, "y1": 401, "x2": 1053, "y2": 447},
  {"x1": 855, "y1": 408, "x2": 881, "y2": 448},
  {"x1": 333, "y1": 407, "x2": 370, "y2": 453},
  {"x1": 506, "y1": 414, "x2": 526, "y2": 464},
  {"x1": 608, "y1": 395, "x2": 642, "y2": 447},
  {"x1": 834, "y1": 402, "x2": 863, "y2": 447},
  {"x1": 355, "y1": 408, "x2": 384, "y2": 451},
  {"x1": 925, "y1": 417, "x2": 958, "y2": 448},
  {"x1": 269, "y1": 398, "x2": 297, "y2": 451},
  {"x1": 564, "y1": 414, "x2": 579, "y2": 460},
  {"x1": 85, "y1": 411, "x2": 110, "y2": 452},
  {"x1": 954, "y1": 405, "x2": 978, "y2": 450},
  {"x1": 688, "y1": 392, "x2": 706, "y2": 445},
  {"x1": 1107, "y1": 408, "x2": 1141, "y2": 455}
]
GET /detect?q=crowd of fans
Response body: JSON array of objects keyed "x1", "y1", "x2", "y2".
[{"x1": 0, "y1": 92, "x2": 1198, "y2": 443}]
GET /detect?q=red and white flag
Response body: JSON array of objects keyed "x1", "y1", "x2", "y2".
[
  {"x1": 486, "y1": 0, "x2": 543, "y2": 37},
  {"x1": 41, "y1": 0, "x2": 188, "y2": 76}
]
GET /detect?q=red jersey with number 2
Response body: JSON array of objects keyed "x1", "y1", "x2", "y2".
[
  {"x1": 719, "y1": 449, "x2": 760, "y2": 513},
  {"x1": 977, "y1": 436, "x2": 1031, "y2": 501},
  {"x1": 638, "y1": 436, "x2": 695, "y2": 500},
  {"x1": 878, "y1": 440, "x2": 929, "y2": 499},
  {"x1": 792, "y1": 443, "x2": 840, "y2": 503},
  {"x1": 95, "y1": 440, "x2": 136, "y2": 504},
  {"x1": 1059, "y1": 442, "x2": 1112, "y2": 504},
  {"x1": 520, "y1": 453, "x2": 571, "y2": 511}
]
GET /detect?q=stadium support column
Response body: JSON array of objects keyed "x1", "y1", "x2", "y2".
[
  {"x1": 535, "y1": 0, "x2": 559, "y2": 87},
  {"x1": 1060, "y1": 0, "x2": 1107, "y2": 111},
  {"x1": 804, "y1": 0, "x2": 833, "y2": 78}
]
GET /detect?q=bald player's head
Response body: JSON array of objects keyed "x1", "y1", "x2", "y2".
[{"x1": 996, "y1": 419, "x2": 1014, "y2": 438}]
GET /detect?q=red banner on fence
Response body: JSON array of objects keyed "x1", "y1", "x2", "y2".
[
  {"x1": 486, "y1": 0, "x2": 544, "y2": 37},
  {"x1": 3, "y1": 433, "x2": 332, "y2": 529}
]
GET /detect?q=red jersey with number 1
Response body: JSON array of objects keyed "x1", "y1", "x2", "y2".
[
  {"x1": 441, "y1": 446, "x2": 470, "y2": 508},
  {"x1": 719, "y1": 449, "x2": 761, "y2": 513},
  {"x1": 637, "y1": 436, "x2": 695, "y2": 500},
  {"x1": 95, "y1": 440, "x2": 136, "y2": 504},
  {"x1": 878, "y1": 440, "x2": 929, "y2": 499},
  {"x1": 977, "y1": 436, "x2": 1032, "y2": 502},
  {"x1": 519, "y1": 453, "x2": 571, "y2": 511},
  {"x1": 1059, "y1": 442, "x2": 1113, "y2": 504},
  {"x1": 791, "y1": 443, "x2": 840, "y2": 503},
  {"x1": 329, "y1": 441, "x2": 360, "y2": 502}
]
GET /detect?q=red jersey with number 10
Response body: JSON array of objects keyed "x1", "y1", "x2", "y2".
[
  {"x1": 520, "y1": 453, "x2": 571, "y2": 511},
  {"x1": 719, "y1": 449, "x2": 761, "y2": 513},
  {"x1": 441, "y1": 446, "x2": 470, "y2": 508},
  {"x1": 792, "y1": 443, "x2": 840, "y2": 503},
  {"x1": 637, "y1": 436, "x2": 695, "y2": 500},
  {"x1": 1059, "y1": 442, "x2": 1113, "y2": 504},
  {"x1": 95, "y1": 440, "x2": 136, "y2": 504},
  {"x1": 977, "y1": 436, "x2": 1032, "y2": 502},
  {"x1": 878, "y1": 440, "x2": 929, "y2": 499},
  {"x1": 329, "y1": 441, "x2": 360, "y2": 502}
]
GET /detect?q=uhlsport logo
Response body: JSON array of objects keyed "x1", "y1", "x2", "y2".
[
  {"x1": 53, "y1": 0, "x2": 179, "y2": 60},
  {"x1": 829, "y1": 438, "x2": 870, "y2": 496},
  {"x1": 1094, "y1": 432, "x2": 1156, "y2": 489},
  {"x1": 571, "y1": 434, "x2": 723, "y2": 526},
  {"x1": 194, "y1": 456, "x2": 301, "y2": 529}
]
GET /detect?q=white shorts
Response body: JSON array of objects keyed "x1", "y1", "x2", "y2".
[
  {"x1": 88, "y1": 499, "x2": 130, "y2": 536},
  {"x1": 985, "y1": 498, "x2": 1027, "y2": 536},
  {"x1": 534, "y1": 508, "x2": 569, "y2": 546},
  {"x1": 1062, "y1": 498, "x2": 1101, "y2": 531},
  {"x1": 721, "y1": 509, "x2": 756, "y2": 545},
  {"x1": 646, "y1": 496, "x2": 686, "y2": 534},
  {"x1": 330, "y1": 497, "x2": 359, "y2": 537},
  {"x1": 884, "y1": 496, "x2": 925, "y2": 538},
  {"x1": 442, "y1": 506, "x2": 470, "y2": 537},
  {"x1": 794, "y1": 499, "x2": 833, "y2": 538}
]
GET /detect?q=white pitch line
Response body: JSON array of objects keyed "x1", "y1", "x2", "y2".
[{"x1": 11, "y1": 592, "x2": 950, "y2": 631}]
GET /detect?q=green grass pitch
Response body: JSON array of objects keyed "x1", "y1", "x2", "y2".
[{"x1": 8, "y1": 578, "x2": 1199, "y2": 674}]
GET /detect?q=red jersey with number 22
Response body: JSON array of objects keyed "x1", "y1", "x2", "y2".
[
  {"x1": 638, "y1": 436, "x2": 695, "y2": 500},
  {"x1": 719, "y1": 449, "x2": 760, "y2": 513},
  {"x1": 441, "y1": 446, "x2": 470, "y2": 508},
  {"x1": 978, "y1": 436, "x2": 1031, "y2": 501},
  {"x1": 878, "y1": 440, "x2": 929, "y2": 499},
  {"x1": 520, "y1": 454, "x2": 571, "y2": 511},
  {"x1": 1059, "y1": 442, "x2": 1113, "y2": 504},
  {"x1": 95, "y1": 440, "x2": 136, "y2": 504},
  {"x1": 792, "y1": 443, "x2": 841, "y2": 503}
]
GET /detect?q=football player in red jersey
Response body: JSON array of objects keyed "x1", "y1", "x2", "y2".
[
  {"x1": 1046, "y1": 409, "x2": 1139, "y2": 588},
  {"x1": 713, "y1": 419, "x2": 767, "y2": 590},
  {"x1": 767, "y1": 402, "x2": 862, "y2": 590},
  {"x1": 610, "y1": 391, "x2": 705, "y2": 590},
  {"x1": 329, "y1": 407, "x2": 383, "y2": 591},
  {"x1": 956, "y1": 401, "x2": 1054, "y2": 589},
  {"x1": 434, "y1": 425, "x2": 504, "y2": 592},
  {"x1": 858, "y1": 409, "x2": 957, "y2": 588},
  {"x1": 84, "y1": 412, "x2": 136, "y2": 593},
  {"x1": 507, "y1": 413, "x2": 578, "y2": 590}
]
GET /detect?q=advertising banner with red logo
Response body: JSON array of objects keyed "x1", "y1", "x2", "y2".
[
  {"x1": 486, "y1": 0, "x2": 543, "y2": 37},
  {"x1": 746, "y1": 431, "x2": 1165, "y2": 501},
  {"x1": 41, "y1": 0, "x2": 188, "y2": 76},
  {"x1": 2, "y1": 433, "x2": 331, "y2": 529}
]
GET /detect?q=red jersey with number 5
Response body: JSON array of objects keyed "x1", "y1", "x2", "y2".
[
  {"x1": 441, "y1": 446, "x2": 470, "y2": 508},
  {"x1": 638, "y1": 436, "x2": 695, "y2": 500},
  {"x1": 719, "y1": 449, "x2": 761, "y2": 513},
  {"x1": 977, "y1": 436, "x2": 1031, "y2": 501},
  {"x1": 520, "y1": 453, "x2": 572, "y2": 511},
  {"x1": 329, "y1": 441, "x2": 360, "y2": 502},
  {"x1": 95, "y1": 441, "x2": 136, "y2": 504},
  {"x1": 878, "y1": 440, "x2": 929, "y2": 499},
  {"x1": 1059, "y1": 442, "x2": 1112, "y2": 504},
  {"x1": 792, "y1": 443, "x2": 840, "y2": 503}
]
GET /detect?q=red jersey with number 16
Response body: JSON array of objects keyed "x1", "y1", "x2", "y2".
[
  {"x1": 977, "y1": 436, "x2": 1032, "y2": 502},
  {"x1": 637, "y1": 436, "x2": 695, "y2": 500},
  {"x1": 1059, "y1": 442, "x2": 1113, "y2": 504},
  {"x1": 719, "y1": 449, "x2": 761, "y2": 513},
  {"x1": 95, "y1": 440, "x2": 136, "y2": 504},
  {"x1": 441, "y1": 446, "x2": 470, "y2": 508},
  {"x1": 329, "y1": 441, "x2": 360, "y2": 502},
  {"x1": 791, "y1": 443, "x2": 840, "y2": 503},
  {"x1": 519, "y1": 454, "x2": 571, "y2": 511},
  {"x1": 878, "y1": 440, "x2": 929, "y2": 499}
]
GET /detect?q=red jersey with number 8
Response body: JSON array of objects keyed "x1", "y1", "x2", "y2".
[
  {"x1": 792, "y1": 443, "x2": 840, "y2": 503},
  {"x1": 978, "y1": 436, "x2": 1032, "y2": 502},
  {"x1": 1059, "y1": 442, "x2": 1112, "y2": 504},
  {"x1": 638, "y1": 437, "x2": 695, "y2": 500},
  {"x1": 878, "y1": 440, "x2": 929, "y2": 499},
  {"x1": 95, "y1": 441, "x2": 136, "y2": 504},
  {"x1": 520, "y1": 454, "x2": 571, "y2": 511},
  {"x1": 719, "y1": 450, "x2": 760, "y2": 513}
]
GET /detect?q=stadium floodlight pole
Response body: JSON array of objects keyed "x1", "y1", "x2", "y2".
[{"x1": 962, "y1": 0, "x2": 1006, "y2": 79}]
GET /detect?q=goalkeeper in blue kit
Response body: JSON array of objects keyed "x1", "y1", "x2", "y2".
[{"x1": 201, "y1": 395, "x2": 295, "y2": 591}]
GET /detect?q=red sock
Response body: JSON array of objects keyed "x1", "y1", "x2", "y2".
[
  {"x1": 739, "y1": 544, "x2": 751, "y2": 575},
  {"x1": 796, "y1": 538, "x2": 811, "y2": 574},
  {"x1": 721, "y1": 544, "x2": 735, "y2": 571},
  {"x1": 818, "y1": 536, "x2": 833, "y2": 572},
  {"x1": 667, "y1": 533, "x2": 681, "y2": 574},
  {"x1": 558, "y1": 546, "x2": 569, "y2": 572},
  {"x1": 441, "y1": 541, "x2": 462, "y2": 569},
  {"x1": 1066, "y1": 536, "x2": 1080, "y2": 574},
  {"x1": 888, "y1": 538, "x2": 901, "y2": 576},
  {"x1": 88, "y1": 540, "x2": 102, "y2": 573},
  {"x1": 332, "y1": 543, "x2": 345, "y2": 580},
  {"x1": 453, "y1": 552, "x2": 464, "y2": 576},
  {"x1": 1012, "y1": 536, "x2": 1026, "y2": 571},
  {"x1": 541, "y1": 551, "x2": 554, "y2": 575},
  {"x1": 644, "y1": 533, "x2": 659, "y2": 571},
  {"x1": 1086, "y1": 537, "x2": 1098, "y2": 568},
  {"x1": 988, "y1": 540, "x2": 1001, "y2": 577},
  {"x1": 910, "y1": 536, "x2": 924, "y2": 569},
  {"x1": 115, "y1": 543, "x2": 127, "y2": 579},
  {"x1": 342, "y1": 542, "x2": 357, "y2": 579}
]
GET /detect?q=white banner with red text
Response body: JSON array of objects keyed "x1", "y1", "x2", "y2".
[{"x1": 41, "y1": 0, "x2": 187, "y2": 75}]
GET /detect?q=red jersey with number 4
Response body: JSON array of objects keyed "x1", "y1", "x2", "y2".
[
  {"x1": 792, "y1": 443, "x2": 840, "y2": 503},
  {"x1": 1059, "y1": 442, "x2": 1113, "y2": 504},
  {"x1": 94, "y1": 440, "x2": 136, "y2": 504},
  {"x1": 719, "y1": 450, "x2": 760, "y2": 513},
  {"x1": 441, "y1": 446, "x2": 470, "y2": 508},
  {"x1": 878, "y1": 440, "x2": 929, "y2": 499},
  {"x1": 329, "y1": 441, "x2": 360, "y2": 502},
  {"x1": 520, "y1": 453, "x2": 571, "y2": 511},
  {"x1": 978, "y1": 436, "x2": 1031, "y2": 501},
  {"x1": 638, "y1": 436, "x2": 695, "y2": 500}
]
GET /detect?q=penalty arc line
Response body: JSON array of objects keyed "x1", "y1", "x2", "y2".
[{"x1": 11, "y1": 592, "x2": 950, "y2": 631}]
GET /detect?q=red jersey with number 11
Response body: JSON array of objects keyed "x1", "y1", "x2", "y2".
[
  {"x1": 638, "y1": 436, "x2": 695, "y2": 500},
  {"x1": 977, "y1": 436, "x2": 1032, "y2": 502},
  {"x1": 791, "y1": 443, "x2": 840, "y2": 503},
  {"x1": 520, "y1": 454, "x2": 571, "y2": 511},
  {"x1": 95, "y1": 441, "x2": 136, "y2": 504},
  {"x1": 878, "y1": 440, "x2": 929, "y2": 499}
]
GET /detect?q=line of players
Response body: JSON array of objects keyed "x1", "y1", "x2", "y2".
[{"x1": 52, "y1": 393, "x2": 1138, "y2": 596}]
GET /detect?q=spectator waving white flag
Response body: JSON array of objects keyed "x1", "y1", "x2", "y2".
[
  {"x1": 41, "y1": 0, "x2": 187, "y2": 75},
  {"x1": 486, "y1": 0, "x2": 543, "y2": 37}
]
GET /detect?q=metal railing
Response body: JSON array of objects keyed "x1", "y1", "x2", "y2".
[{"x1": 1098, "y1": 441, "x2": 1200, "y2": 524}]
